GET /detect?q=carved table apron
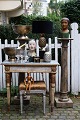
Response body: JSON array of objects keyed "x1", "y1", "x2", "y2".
[{"x1": 1, "y1": 60, "x2": 59, "y2": 112}]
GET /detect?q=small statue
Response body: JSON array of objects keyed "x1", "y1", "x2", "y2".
[
  {"x1": 27, "y1": 39, "x2": 36, "y2": 57},
  {"x1": 24, "y1": 72, "x2": 34, "y2": 91},
  {"x1": 60, "y1": 17, "x2": 70, "y2": 38}
]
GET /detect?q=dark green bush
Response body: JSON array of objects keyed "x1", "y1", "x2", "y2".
[
  {"x1": 0, "y1": 24, "x2": 17, "y2": 43},
  {"x1": 0, "y1": 15, "x2": 61, "y2": 43}
]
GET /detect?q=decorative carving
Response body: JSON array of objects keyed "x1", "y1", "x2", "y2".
[
  {"x1": 5, "y1": 66, "x2": 10, "y2": 71},
  {"x1": 6, "y1": 73, "x2": 11, "y2": 84},
  {"x1": 51, "y1": 83, "x2": 55, "y2": 88},
  {"x1": 51, "y1": 66, "x2": 56, "y2": 72},
  {"x1": 50, "y1": 74, "x2": 55, "y2": 84}
]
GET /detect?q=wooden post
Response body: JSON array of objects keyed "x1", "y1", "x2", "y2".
[{"x1": 55, "y1": 38, "x2": 73, "y2": 107}]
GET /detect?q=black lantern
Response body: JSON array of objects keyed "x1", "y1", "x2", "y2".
[
  {"x1": 32, "y1": 20, "x2": 53, "y2": 60},
  {"x1": 32, "y1": 20, "x2": 53, "y2": 34},
  {"x1": 32, "y1": 20, "x2": 53, "y2": 48}
]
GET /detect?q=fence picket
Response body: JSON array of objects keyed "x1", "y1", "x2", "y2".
[
  {"x1": 0, "y1": 23, "x2": 80, "y2": 95},
  {"x1": 0, "y1": 36, "x2": 73, "y2": 94},
  {"x1": 71, "y1": 23, "x2": 79, "y2": 95},
  {"x1": 0, "y1": 39, "x2": 3, "y2": 90}
]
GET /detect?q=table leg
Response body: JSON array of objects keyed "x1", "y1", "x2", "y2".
[
  {"x1": 6, "y1": 72, "x2": 11, "y2": 110},
  {"x1": 49, "y1": 73, "x2": 51, "y2": 104},
  {"x1": 49, "y1": 72, "x2": 56, "y2": 112}
]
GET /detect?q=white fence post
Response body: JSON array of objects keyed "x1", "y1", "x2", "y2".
[
  {"x1": 55, "y1": 37, "x2": 58, "y2": 62},
  {"x1": 71, "y1": 23, "x2": 80, "y2": 95},
  {"x1": 0, "y1": 39, "x2": 3, "y2": 90},
  {"x1": 48, "y1": 38, "x2": 51, "y2": 54},
  {"x1": 0, "y1": 37, "x2": 71, "y2": 92},
  {"x1": 68, "y1": 36, "x2": 70, "y2": 92},
  {"x1": 36, "y1": 39, "x2": 39, "y2": 56}
]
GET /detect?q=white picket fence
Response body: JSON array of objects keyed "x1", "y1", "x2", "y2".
[
  {"x1": 0, "y1": 22, "x2": 80, "y2": 95},
  {"x1": 0, "y1": 37, "x2": 62, "y2": 92},
  {"x1": 71, "y1": 23, "x2": 80, "y2": 95}
]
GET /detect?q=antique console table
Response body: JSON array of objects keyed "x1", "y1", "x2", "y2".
[{"x1": 1, "y1": 60, "x2": 59, "y2": 112}]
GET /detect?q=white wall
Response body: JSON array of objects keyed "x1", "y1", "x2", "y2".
[{"x1": 0, "y1": 0, "x2": 21, "y2": 11}]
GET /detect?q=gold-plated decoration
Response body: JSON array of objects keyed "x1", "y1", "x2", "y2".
[
  {"x1": 5, "y1": 66, "x2": 10, "y2": 71},
  {"x1": 12, "y1": 25, "x2": 32, "y2": 40},
  {"x1": 4, "y1": 47, "x2": 17, "y2": 61}
]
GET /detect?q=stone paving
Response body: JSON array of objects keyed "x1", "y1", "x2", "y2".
[{"x1": 0, "y1": 94, "x2": 80, "y2": 120}]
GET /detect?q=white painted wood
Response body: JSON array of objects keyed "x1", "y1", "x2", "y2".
[
  {"x1": 48, "y1": 38, "x2": 51, "y2": 54},
  {"x1": 55, "y1": 37, "x2": 59, "y2": 92},
  {"x1": 36, "y1": 39, "x2": 39, "y2": 56},
  {"x1": 58, "y1": 65, "x2": 61, "y2": 92},
  {"x1": 68, "y1": 38, "x2": 70, "y2": 92},
  {"x1": 0, "y1": 36, "x2": 74, "y2": 94},
  {"x1": 78, "y1": 34, "x2": 80, "y2": 92},
  {"x1": 4, "y1": 39, "x2": 8, "y2": 60},
  {"x1": 55, "y1": 37, "x2": 58, "y2": 62},
  {"x1": 71, "y1": 23, "x2": 79, "y2": 95},
  {"x1": 0, "y1": 39, "x2": 3, "y2": 90}
]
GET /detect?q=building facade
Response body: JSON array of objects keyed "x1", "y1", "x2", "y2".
[{"x1": 0, "y1": 0, "x2": 48, "y2": 25}]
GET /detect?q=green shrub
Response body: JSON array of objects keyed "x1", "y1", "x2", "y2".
[{"x1": 0, "y1": 24, "x2": 17, "y2": 43}]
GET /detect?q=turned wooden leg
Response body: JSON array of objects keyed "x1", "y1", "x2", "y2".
[
  {"x1": 49, "y1": 73, "x2": 51, "y2": 104},
  {"x1": 49, "y1": 72, "x2": 56, "y2": 112},
  {"x1": 6, "y1": 72, "x2": 11, "y2": 111}
]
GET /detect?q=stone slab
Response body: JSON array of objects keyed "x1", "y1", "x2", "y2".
[{"x1": 55, "y1": 97, "x2": 73, "y2": 108}]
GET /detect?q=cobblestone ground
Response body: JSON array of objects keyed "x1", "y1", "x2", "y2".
[{"x1": 0, "y1": 94, "x2": 80, "y2": 120}]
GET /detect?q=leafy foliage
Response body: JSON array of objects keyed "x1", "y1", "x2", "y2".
[
  {"x1": 32, "y1": 1, "x2": 42, "y2": 15},
  {"x1": 60, "y1": 0, "x2": 80, "y2": 24},
  {"x1": 0, "y1": 25, "x2": 17, "y2": 43},
  {"x1": 0, "y1": 15, "x2": 62, "y2": 42},
  {"x1": 48, "y1": 0, "x2": 64, "y2": 16},
  {"x1": 0, "y1": 86, "x2": 18, "y2": 96},
  {"x1": 9, "y1": 15, "x2": 52, "y2": 25},
  {"x1": 9, "y1": 15, "x2": 30, "y2": 25}
]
